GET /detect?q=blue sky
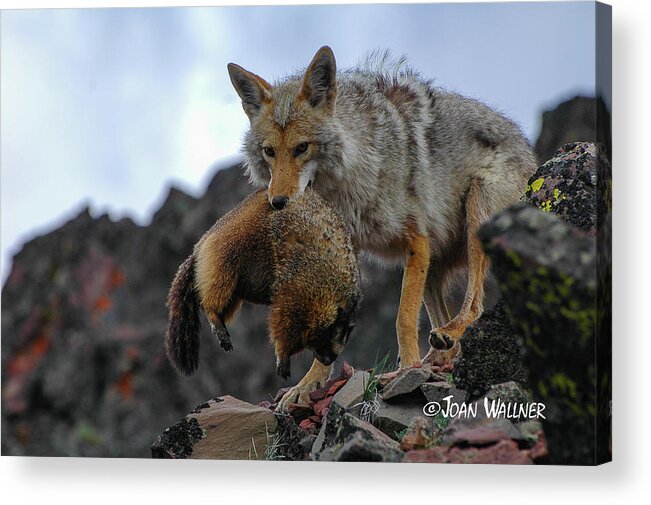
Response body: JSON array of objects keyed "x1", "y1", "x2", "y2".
[{"x1": 0, "y1": 2, "x2": 596, "y2": 282}]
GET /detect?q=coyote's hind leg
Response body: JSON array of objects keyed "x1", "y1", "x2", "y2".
[{"x1": 429, "y1": 179, "x2": 490, "y2": 352}]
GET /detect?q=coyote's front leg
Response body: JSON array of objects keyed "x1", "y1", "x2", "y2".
[
  {"x1": 396, "y1": 231, "x2": 430, "y2": 368},
  {"x1": 276, "y1": 359, "x2": 333, "y2": 412}
]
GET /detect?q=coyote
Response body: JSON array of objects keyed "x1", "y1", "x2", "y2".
[
  {"x1": 227, "y1": 46, "x2": 536, "y2": 379},
  {"x1": 165, "y1": 189, "x2": 361, "y2": 410}
]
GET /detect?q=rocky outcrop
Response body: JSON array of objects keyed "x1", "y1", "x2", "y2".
[
  {"x1": 534, "y1": 96, "x2": 611, "y2": 163},
  {"x1": 525, "y1": 142, "x2": 605, "y2": 233},
  {"x1": 151, "y1": 396, "x2": 277, "y2": 460},
  {"x1": 154, "y1": 363, "x2": 546, "y2": 464},
  {"x1": 478, "y1": 142, "x2": 611, "y2": 464}
]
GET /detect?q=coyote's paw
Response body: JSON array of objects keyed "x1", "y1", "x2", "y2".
[
  {"x1": 275, "y1": 381, "x2": 321, "y2": 413},
  {"x1": 429, "y1": 329, "x2": 455, "y2": 350},
  {"x1": 422, "y1": 340, "x2": 461, "y2": 367}
]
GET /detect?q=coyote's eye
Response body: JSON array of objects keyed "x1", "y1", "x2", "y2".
[
  {"x1": 293, "y1": 142, "x2": 309, "y2": 157},
  {"x1": 263, "y1": 146, "x2": 275, "y2": 158}
]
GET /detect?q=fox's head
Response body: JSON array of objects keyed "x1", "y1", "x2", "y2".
[
  {"x1": 228, "y1": 46, "x2": 338, "y2": 210},
  {"x1": 272, "y1": 292, "x2": 360, "y2": 380}
]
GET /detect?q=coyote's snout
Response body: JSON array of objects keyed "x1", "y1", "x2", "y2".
[
  {"x1": 227, "y1": 47, "x2": 337, "y2": 209},
  {"x1": 228, "y1": 46, "x2": 537, "y2": 368}
]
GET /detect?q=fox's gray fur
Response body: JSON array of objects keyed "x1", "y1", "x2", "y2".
[{"x1": 228, "y1": 46, "x2": 537, "y2": 367}]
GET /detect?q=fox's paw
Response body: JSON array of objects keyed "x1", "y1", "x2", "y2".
[
  {"x1": 220, "y1": 339, "x2": 233, "y2": 352},
  {"x1": 275, "y1": 381, "x2": 321, "y2": 413},
  {"x1": 276, "y1": 357, "x2": 291, "y2": 380},
  {"x1": 211, "y1": 322, "x2": 233, "y2": 352}
]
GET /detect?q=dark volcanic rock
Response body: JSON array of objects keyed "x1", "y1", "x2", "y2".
[
  {"x1": 525, "y1": 142, "x2": 608, "y2": 233},
  {"x1": 534, "y1": 96, "x2": 611, "y2": 163},
  {"x1": 480, "y1": 204, "x2": 598, "y2": 464},
  {"x1": 151, "y1": 417, "x2": 204, "y2": 459},
  {"x1": 454, "y1": 302, "x2": 528, "y2": 400},
  {"x1": 315, "y1": 412, "x2": 403, "y2": 462}
]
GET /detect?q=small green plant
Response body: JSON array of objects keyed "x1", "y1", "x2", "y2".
[
  {"x1": 248, "y1": 421, "x2": 287, "y2": 461},
  {"x1": 394, "y1": 427, "x2": 408, "y2": 442},
  {"x1": 363, "y1": 351, "x2": 391, "y2": 402},
  {"x1": 264, "y1": 432, "x2": 287, "y2": 461},
  {"x1": 354, "y1": 352, "x2": 392, "y2": 423}
]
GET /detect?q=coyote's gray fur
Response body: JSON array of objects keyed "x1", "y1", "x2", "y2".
[{"x1": 227, "y1": 46, "x2": 536, "y2": 375}]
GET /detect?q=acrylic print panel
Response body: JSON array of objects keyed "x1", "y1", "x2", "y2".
[{"x1": 1, "y1": 1, "x2": 611, "y2": 465}]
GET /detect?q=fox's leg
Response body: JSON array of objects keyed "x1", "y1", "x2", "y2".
[
  {"x1": 396, "y1": 231, "x2": 430, "y2": 367},
  {"x1": 276, "y1": 359, "x2": 333, "y2": 412},
  {"x1": 199, "y1": 266, "x2": 240, "y2": 352},
  {"x1": 205, "y1": 298, "x2": 243, "y2": 352},
  {"x1": 429, "y1": 179, "x2": 490, "y2": 351}
]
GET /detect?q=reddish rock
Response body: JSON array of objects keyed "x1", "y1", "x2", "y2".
[
  {"x1": 405, "y1": 446, "x2": 449, "y2": 463},
  {"x1": 406, "y1": 439, "x2": 532, "y2": 464},
  {"x1": 313, "y1": 396, "x2": 333, "y2": 418},
  {"x1": 449, "y1": 427, "x2": 511, "y2": 446},
  {"x1": 308, "y1": 386, "x2": 330, "y2": 403},
  {"x1": 287, "y1": 403, "x2": 314, "y2": 422},
  {"x1": 326, "y1": 379, "x2": 348, "y2": 397},
  {"x1": 448, "y1": 440, "x2": 533, "y2": 464},
  {"x1": 298, "y1": 418, "x2": 319, "y2": 435},
  {"x1": 341, "y1": 361, "x2": 355, "y2": 379},
  {"x1": 529, "y1": 432, "x2": 549, "y2": 462}
]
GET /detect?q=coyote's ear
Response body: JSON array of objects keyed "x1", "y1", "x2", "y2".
[
  {"x1": 299, "y1": 46, "x2": 337, "y2": 112},
  {"x1": 227, "y1": 63, "x2": 272, "y2": 120}
]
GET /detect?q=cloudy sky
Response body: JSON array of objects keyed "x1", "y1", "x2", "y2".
[{"x1": 1, "y1": 2, "x2": 596, "y2": 282}]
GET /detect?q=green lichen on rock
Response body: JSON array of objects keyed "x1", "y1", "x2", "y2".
[
  {"x1": 524, "y1": 142, "x2": 607, "y2": 233},
  {"x1": 479, "y1": 203, "x2": 599, "y2": 464}
]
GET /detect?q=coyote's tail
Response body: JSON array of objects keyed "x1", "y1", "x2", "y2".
[{"x1": 165, "y1": 254, "x2": 202, "y2": 375}]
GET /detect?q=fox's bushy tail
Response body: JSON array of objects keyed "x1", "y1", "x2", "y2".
[{"x1": 165, "y1": 254, "x2": 202, "y2": 375}]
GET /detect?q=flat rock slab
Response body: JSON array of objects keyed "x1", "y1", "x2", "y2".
[
  {"x1": 151, "y1": 396, "x2": 277, "y2": 460},
  {"x1": 381, "y1": 367, "x2": 433, "y2": 401},
  {"x1": 420, "y1": 381, "x2": 465, "y2": 404},
  {"x1": 375, "y1": 398, "x2": 434, "y2": 440},
  {"x1": 331, "y1": 370, "x2": 370, "y2": 410},
  {"x1": 316, "y1": 412, "x2": 402, "y2": 462},
  {"x1": 325, "y1": 431, "x2": 403, "y2": 463}
]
